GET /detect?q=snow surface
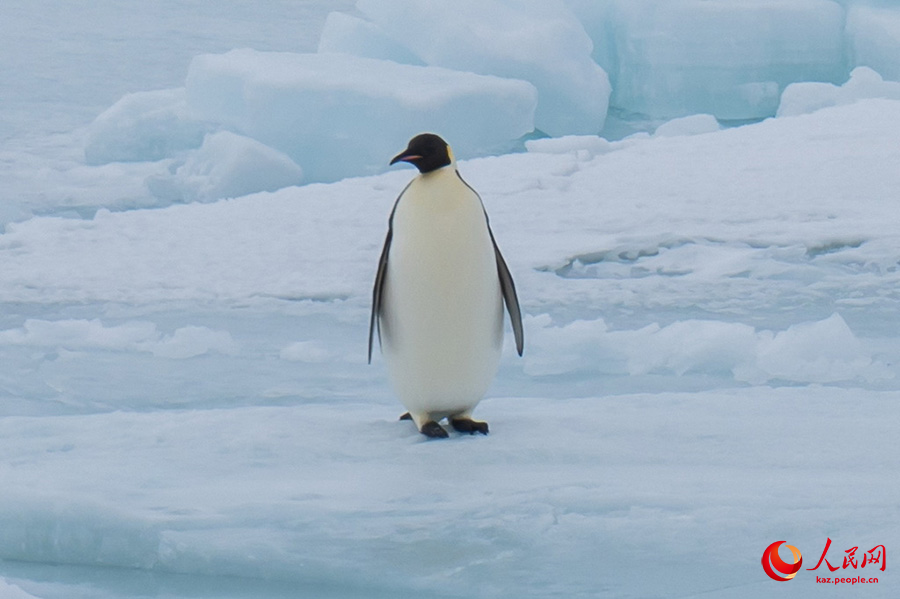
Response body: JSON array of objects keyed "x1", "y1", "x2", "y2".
[
  {"x1": 3, "y1": 96, "x2": 900, "y2": 598},
  {"x1": 2, "y1": 1, "x2": 900, "y2": 598}
]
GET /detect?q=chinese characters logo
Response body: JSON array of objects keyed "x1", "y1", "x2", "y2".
[
  {"x1": 762, "y1": 539, "x2": 886, "y2": 583},
  {"x1": 761, "y1": 541, "x2": 803, "y2": 581},
  {"x1": 808, "y1": 538, "x2": 886, "y2": 573}
]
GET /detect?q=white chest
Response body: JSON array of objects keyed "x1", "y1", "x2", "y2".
[{"x1": 389, "y1": 170, "x2": 496, "y2": 293}]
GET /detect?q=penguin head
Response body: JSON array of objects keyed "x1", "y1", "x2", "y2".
[{"x1": 390, "y1": 133, "x2": 453, "y2": 174}]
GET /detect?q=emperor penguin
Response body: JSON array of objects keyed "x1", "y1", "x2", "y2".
[{"x1": 369, "y1": 133, "x2": 524, "y2": 438}]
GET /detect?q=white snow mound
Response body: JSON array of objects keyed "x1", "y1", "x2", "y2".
[
  {"x1": 778, "y1": 66, "x2": 900, "y2": 117},
  {"x1": 524, "y1": 313, "x2": 886, "y2": 385},
  {"x1": 654, "y1": 114, "x2": 721, "y2": 138},
  {"x1": 84, "y1": 88, "x2": 207, "y2": 165},
  {"x1": 0, "y1": 319, "x2": 238, "y2": 359},
  {"x1": 147, "y1": 131, "x2": 304, "y2": 203}
]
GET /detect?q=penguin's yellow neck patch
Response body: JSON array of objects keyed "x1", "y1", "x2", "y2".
[{"x1": 446, "y1": 145, "x2": 454, "y2": 163}]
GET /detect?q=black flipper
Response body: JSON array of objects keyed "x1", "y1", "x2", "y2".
[
  {"x1": 491, "y1": 232, "x2": 524, "y2": 356},
  {"x1": 368, "y1": 183, "x2": 410, "y2": 364},
  {"x1": 368, "y1": 228, "x2": 391, "y2": 364},
  {"x1": 456, "y1": 171, "x2": 524, "y2": 356}
]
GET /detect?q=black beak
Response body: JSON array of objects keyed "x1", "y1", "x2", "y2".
[{"x1": 389, "y1": 150, "x2": 421, "y2": 166}]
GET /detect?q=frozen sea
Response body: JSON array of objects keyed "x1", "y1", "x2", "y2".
[{"x1": 1, "y1": 1, "x2": 899, "y2": 598}]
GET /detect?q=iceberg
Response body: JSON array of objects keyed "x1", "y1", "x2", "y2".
[
  {"x1": 847, "y1": 5, "x2": 900, "y2": 82},
  {"x1": 185, "y1": 49, "x2": 537, "y2": 183},
  {"x1": 604, "y1": 0, "x2": 846, "y2": 120},
  {"x1": 318, "y1": 11, "x2": 425, "y2": 66},
  {"x1": 354, "y1": 0, "x2": 610, "y2": 136}
]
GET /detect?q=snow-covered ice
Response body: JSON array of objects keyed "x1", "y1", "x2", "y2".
[
  {"x1": 83, "y1": 48, "x2": 538, "y2": 187},
  {"x1": 3, "y1": 95, "x2": 900, "y2": 597},
  {"x1": 653, "y1": 114, "x2": 721, "y2": 137},
  {"x1": 2, "y1": 1, "x2": 900, "y2": 598},
  {"x1": 1, "y1": 388, "x2": 896, "y2": 598}
]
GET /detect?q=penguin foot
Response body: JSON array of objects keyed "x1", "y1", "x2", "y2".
[
  {"x1": 399, "y1": 412, "x2": 412, "y2": 421},
  {"x1": 450, "y1": 418, "x2": 489, "y2": 435},
  {"x1": 419, "y1": 421, "x2": 449, "y2": 439}
]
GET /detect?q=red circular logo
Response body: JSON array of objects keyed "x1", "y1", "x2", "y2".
[{"x1": 762, "y1": 541, "x2": 804, "y2": 581}]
